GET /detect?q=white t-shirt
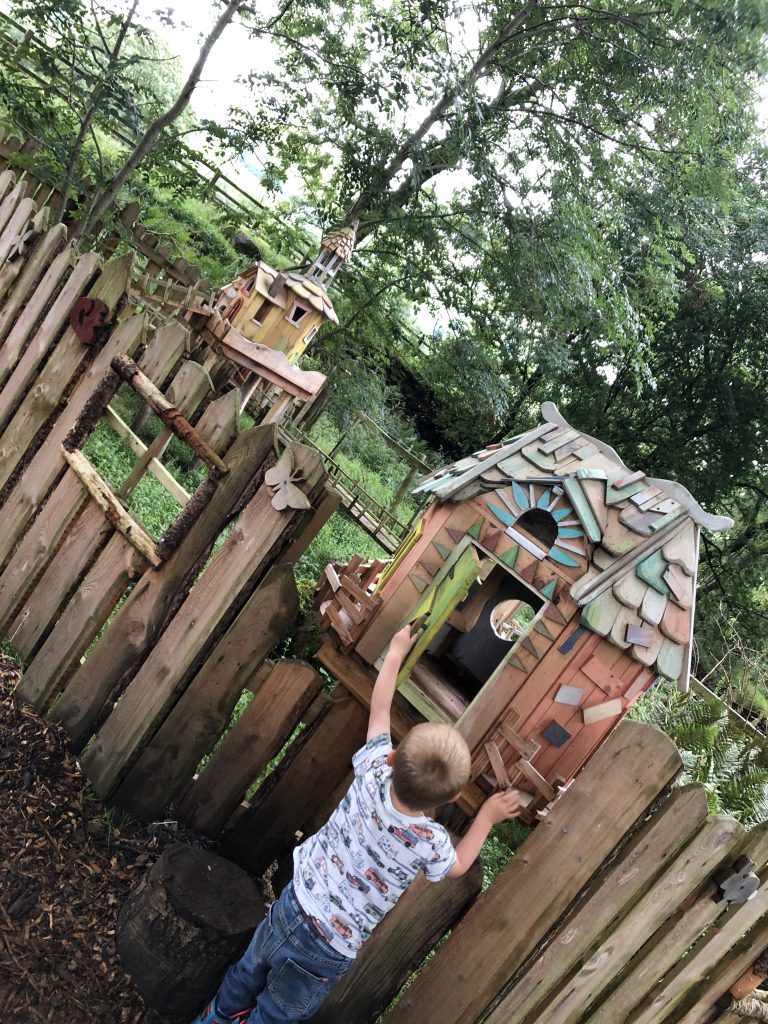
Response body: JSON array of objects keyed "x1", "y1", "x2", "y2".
[{"x1": 293, "y1": 733, "x2": 457, "y2": 956}]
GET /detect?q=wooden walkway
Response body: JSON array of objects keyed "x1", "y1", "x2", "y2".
[{"x1": 279, "y1": 425, "x2": 421, "y2": 553}]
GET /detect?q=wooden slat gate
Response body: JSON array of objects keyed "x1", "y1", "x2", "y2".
[
  {"x1": 0, "y1": 172, "x2": 331, "y2": 827},
  {"x1": 383, "y1": 719, "x2": 768, "y2": 1024}
]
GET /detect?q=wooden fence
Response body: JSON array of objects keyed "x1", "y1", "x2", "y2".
[
  {"x1": 0, "y1": 167, "x2": 338, "y2": 832},
  {"x1": 3, "y1": 165, "x2": 768, "y2": 1024}
]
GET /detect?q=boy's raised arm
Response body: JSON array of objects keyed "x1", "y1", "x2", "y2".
[{"x1": 367, "y1": 625, "x2": 416, "y2": 740}]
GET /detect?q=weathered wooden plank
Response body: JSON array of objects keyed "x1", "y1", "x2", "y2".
[
  {"x1": 193, "y1": 389, "x2": 241, "y2": 455},
  {"x1": 0, "y1": 254, "x2": 134, "y2": 504},
  {"x1": 177, "y1": 659, "x2": 324, "y2": 836},
  {"x1": 6, "y1": 500, "x2": 111, "y2": 660},
  {"x1": 483, "y1": 785, "x2": 710, "y2": 1024},
  {"x1": 222, "y1": 694, "x2": 368, "y2": 876},
  {"x1": 0, "y1": 221, "x2": 67, "y2": 346},
  {"x1": 111, "y1": 354, "x2": 225, "y2": 476},
  {"x1": 634, "y1": 856, "x2": 768, "y2": 1024},
  {"x1": 104, "y1": 406, "x2": 189, "y2": 504},
  {"x1": 17, "y1": 534, "x2": 146, "y2": 711},
  {"x1": 135, "y1": 321, "x2": 189, "y2": 386},
  {"x1": 313, "y1": 862, "x2": 484, "y2": 1024},
  {"x1": 80, "y1": 443, "x2": 324, "y2": 797},
  {"x1": 384, "y1": 722, "x2": 683, "y2": 1024},
  {"x1": 49, "y1": 426, "x2": 276, "y2": 748},
  {"x1": 112, "y1": 565, "x2": 300, "y2": 818},
  {"x1": 0, "y1": 471, "x2": 87, "y2": 630},
  {"x1": 0, "y1": 180, "x2": 25, "y2": 236},
  {"x1": 0, "y1": 251, "x2": 101, "y2": 433},
  {"x1": 538, "y1": 815, "x2": 746, "y2": 1024},
  {"x1": 0, "y1": 243, "x2": 74, "y2": 382},
  {"x1": 587, "y1": 824, "x2": 768, "y2": 1024},
  {"x1": 0, "y1": 196, "x2": 36, "y2": 264}
]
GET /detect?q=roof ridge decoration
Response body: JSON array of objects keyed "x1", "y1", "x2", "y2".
[{"x1": 540, "y1": 403, "x2": 733, "y2": 532}]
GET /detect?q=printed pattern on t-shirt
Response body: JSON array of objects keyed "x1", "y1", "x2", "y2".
[{"x1": 293, "y1": 733, "x2": 457, "y2": 956}]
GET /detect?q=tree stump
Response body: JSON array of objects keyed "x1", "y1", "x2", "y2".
[{"x1": 117, "y1": 844, "x2": 265, "y2": 1017}]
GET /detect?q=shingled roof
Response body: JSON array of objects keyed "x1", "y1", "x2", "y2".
[{"x1": 413, "y1": 402, "x2": 733, "y2": 691}]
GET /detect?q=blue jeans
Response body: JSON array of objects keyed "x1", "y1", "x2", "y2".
[{"x1": 218, "y1": 883, "x2": 353, "y2": 1023}]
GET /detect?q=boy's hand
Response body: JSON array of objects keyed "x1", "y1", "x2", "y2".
[
  {"x1": 479, "y1": 789, "x2": 524, "y2": 825},
  {"x1": 388, "y1": 624, "x2": 418, "y2": 663}
]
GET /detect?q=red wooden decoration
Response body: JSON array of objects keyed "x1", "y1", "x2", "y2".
[{"x1": 69, "y1": 297, "x2": 108, "y2": 344}]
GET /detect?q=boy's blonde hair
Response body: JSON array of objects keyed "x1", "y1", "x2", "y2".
[{"x1": 392, "y1": 722, "x2": 471, "y2": 809}]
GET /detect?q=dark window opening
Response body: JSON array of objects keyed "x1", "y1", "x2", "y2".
[
  {"x1": 516, "y1": 507, "x2": 559, "y2": 549},
  {"x1": 289, "y1": 303, "x2": 309, "y2": 324},
  {"x1": 251, "y1": 297, "x2": 272, "y2": 325},
  {"x1": 408, "y1": 561, "x2": 544, "y2": 722}
]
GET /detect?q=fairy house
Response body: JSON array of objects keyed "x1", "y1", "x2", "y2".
[
  {"x1": 316, "y1": 402, "x2": 733, "y2": 819},
  {"x1": 216, "y1": 222, "x2": 358, "y2": 364}
]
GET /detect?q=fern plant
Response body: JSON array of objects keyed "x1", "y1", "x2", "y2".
[{"x1": 630, "y1": 683, "x2": 768, "y2": 824}]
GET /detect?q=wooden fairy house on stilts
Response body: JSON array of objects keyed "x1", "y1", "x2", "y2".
[
  {"x1": 216, "y1": 221, "x2": 357, "y2": 362},
  {"x1": 315, "y1": 402, "x2": 733, "y2": 821}
]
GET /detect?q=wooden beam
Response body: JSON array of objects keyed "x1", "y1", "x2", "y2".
[
  {"x1": 60, "y1": 447, "x2": 161, "y2": 566},
  {"x1": 104, "y1": 406, "x2": 189, "y2": 504},
  {"x1": 110, "y1": 354, "x2": 228, "y2": 477}
]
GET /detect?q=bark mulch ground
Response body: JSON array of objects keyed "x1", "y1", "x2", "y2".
[{"x1": 0, "y1": 660, "x2": 215, "y2": 1024}]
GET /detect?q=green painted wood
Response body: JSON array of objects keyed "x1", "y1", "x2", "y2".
[
  {"x1": 537, "y1": 488, "x2": 552, "y2": 508},
  {"x1": 533, "y1": 620, "x2": 554, "y2": 640},
  {"x1": 540, "y1": 429, "x2": 580, "y2": 454},
  {"x1": 636, "y1": 549, "x2": 671, "y2": 595},
  {"x1": 512, "y1": 481, "x2": 529, "y2": 511},
  {"x1": 563, "y1": 479, "x2": 602, "y2": 543},
  {"x1": 558, "y1": 527, "x2": 584, "y2": 539},
  {"x1": 467, "y1": 518, "x2": 484, "y2": 539},
  {"x1": 605, "y1": 476, "x2": 648, "y2": 505},
  {"x1": 432, "y1": 540, "x2": 451, "y2": 560},
  {"x1": 540, "y1": 580, "x2": 556, "y2": 599},
  {"x1": 582, "y1": 590, "x2": 624, "y2": 637},
  {"x1": 399, "y1": 546, "x2": 484, "y2": 686},
  {"x1": 499, "y1": 546, "x2": 519, "y2": 568},
  {"x1": 650, "y1": 505, "x2": 687, "y2": 532},
  {"x1": 656, "y1": 638, "x2": 684, "y2": 681},
  {"x1": 552, "y1": 506, "x2": 574, "y2": 522}
]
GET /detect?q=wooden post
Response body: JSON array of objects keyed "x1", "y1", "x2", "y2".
[
  {"x1": 222, "y1": 693, "x2": 368, "y2": 876},
  {"x1": 177, "y1": 659, "x2": 324, "y2": 837},
  {"x1": 111, "y1": 564, "x2": 301, "y2": 818},
  {"x1": 116, "y1": 844, "x2": 264, "y2": 1018}
]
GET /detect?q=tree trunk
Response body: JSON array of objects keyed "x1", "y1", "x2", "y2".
[
  {"x1": 117, "y1": 843, "x2": 265, "y2": 1016},
  {"x1": 55, "y1": 0, "x2": 139, "y2": 224},
  {"x1": 79, "y1": 0, "x2": 246, "y2": 237}
]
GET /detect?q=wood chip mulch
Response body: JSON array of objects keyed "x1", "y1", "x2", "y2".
[{"x1": 0, "y1": 660, "x2": 214, "y2": 1024}]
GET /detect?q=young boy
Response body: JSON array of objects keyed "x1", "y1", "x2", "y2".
[{"x1": 192, "y1": 625, "x2": 522, "y2": 1024}]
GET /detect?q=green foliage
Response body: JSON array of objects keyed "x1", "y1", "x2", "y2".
[{"x1": 630, "y1": 683, "x2": 768, "y2": 824}]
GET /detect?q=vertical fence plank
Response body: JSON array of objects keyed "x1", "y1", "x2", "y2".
[
  {"x1": 222, "y1": 693, "x2": 369, "y2": 876},
  {"x1": 537, "y1": 815, "x2": 746, "y2": 1024},
  {"x1": 80, "y1": 444, "x2": 325, "y2": 797},
  {"x1": 0, "y1": 257, "x2": 136, "y2": 568},
  {"x1": 113, "y1": 564, "x2": 301, "y2": 818},
  {"x1": 0, "y1": 221, "x2": 67, "y2": 344},
  {"x1": 312, "y1": 864, "x2": 485, "y2": 1024},
  {"x1": 16, "y1": 534, "x2": 147, "y2": 709},
  {"x1": 628, "y1": 849, "x2": 768, "y2": 1024},
  {"x1": 384, "y1": 721, "x2": 682, "y2": 1024},
  {"x1": 587, "y1": 822, "x2": 768, "y2": 1022},
  {"x1": 0, "y1": 253, "x2": 133, "y2": 495},
  {"x1": 482, "y1": 785, "x2": 711, "y2": 1024},
  {"x1": 6, "y1": 498, "x2": 111, "y2": 660},
  {"x1": 176, "y1": 659, "x2": 324, "y2": 836},
  {"x1": 0, "y1": 251, "x2": 101, "y2": 430},
  {"x1": 0, "y1": 471, "x2": 87, "y2": 629}
]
